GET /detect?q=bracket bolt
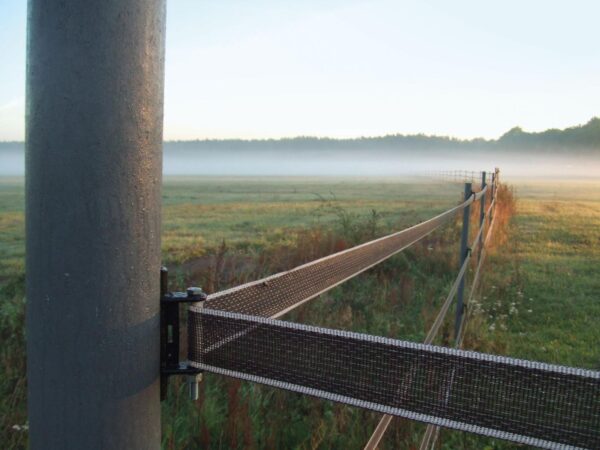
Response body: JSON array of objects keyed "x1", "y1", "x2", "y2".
[{"x1": 188, "y1": 372, "x2": 203, "y2": 400}]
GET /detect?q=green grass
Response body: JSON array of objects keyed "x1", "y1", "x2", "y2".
[
  {"x1": 161, "y1": 176, "x2": 459, "y2": 264},
  {"x1": 1, "y1": 175, "x2": 599, "y2": 449},
  {"x1": 469, "y1": 195, "x2": 600, "y2": 369},
  {"x1": 0, "y1": 178, "x2": 24, "y2": 282}
]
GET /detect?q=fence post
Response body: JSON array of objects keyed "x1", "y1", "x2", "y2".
[
  {"x1": 26, "y1": 1, "x2": 166, "y2": 448},
  {"x1": 455, "y1": 182, "x2": 472, "y2": 341},
  {"x1": 490, "y1": 172, "x2": 496, "y2": 223},
  {"x1": 479, "y1": 172, "x2": 487, "y2": 261}
]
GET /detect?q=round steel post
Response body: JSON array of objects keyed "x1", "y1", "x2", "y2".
[{"x1": 26, "y1": 1, "x2": 166, "y2": 448}]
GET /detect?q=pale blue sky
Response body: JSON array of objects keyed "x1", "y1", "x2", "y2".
[{"x1": 1, "y1": 0, "x2": 599, "y2": 141}]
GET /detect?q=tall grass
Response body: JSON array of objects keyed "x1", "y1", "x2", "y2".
[{"x1": 0, "y1": 274, "x2": 27, "y2": 449}]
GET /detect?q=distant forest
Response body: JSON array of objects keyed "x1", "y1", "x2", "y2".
[
  {"x1": 163, "y1": 118, "x2": 600, "y2": 153},
  {"x1": 2, "y1": 117, "x2": 599, "y2": 153}
]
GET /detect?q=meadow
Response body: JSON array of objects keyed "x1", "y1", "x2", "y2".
[{"x1": 1, "y1": 176, "x2": 598, "y2": 449}]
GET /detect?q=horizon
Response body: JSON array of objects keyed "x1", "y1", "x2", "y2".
[
  {"x1": 0, "y1": 116, "x2": 598, "y2": 144},
  {"x1": 2, "y1": 116, "x2": 599, "y2": 178},
  {"x1": 1, "y1": 1, "x2": 600, "y2": 141}
]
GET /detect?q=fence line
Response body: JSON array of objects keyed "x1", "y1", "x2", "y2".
[
  {"x1": 179, "y1": 169, "x2": 600, "y2": 449},
  {"x1": 430, "y1": 169, "x2": 493, "y2": 185}
]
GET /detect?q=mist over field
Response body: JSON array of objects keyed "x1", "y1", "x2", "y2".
[
  {"x1": 160, "y1": 146, "x2": 599, "y2": 178},
  {"x1": 0, "y1": 143, "x2": 22, "y2": 176},
  {"x1": 2, "y1": 118, "x2": 599, "y2": 178}
]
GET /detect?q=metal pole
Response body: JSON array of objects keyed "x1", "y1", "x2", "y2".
[
  {"x1": 479, "y1": 172, "x2": 487, "y2": 262},
  {"x1": 455, "y1": 182, "x2": 472, "y2": 341},
  {"x1": 26, "y1": 1, "x2": 166, "y2": 448}
]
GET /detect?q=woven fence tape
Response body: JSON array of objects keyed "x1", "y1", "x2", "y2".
[
  {"x1": 204, "y1": 196, "x2": 476, "y2": 318},
  {"x1": 189, "y1": 308, "x2": 600, "y2": 450}
]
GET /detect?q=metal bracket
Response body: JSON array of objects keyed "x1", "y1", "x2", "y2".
[{"x1": 160, "y1": 267, "x2": 207, "y2": 401}]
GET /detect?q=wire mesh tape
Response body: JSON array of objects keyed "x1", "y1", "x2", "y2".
[
  {"x1": 189, "y1": 309, "x2": 600, "y2": 450},
  {"x1": 204, "y1": 199, "x2": 472, "y2": 318}
]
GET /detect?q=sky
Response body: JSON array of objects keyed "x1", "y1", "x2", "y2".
[{"x1": 1, "y1": 0, "x2": 599, "y2": 141}]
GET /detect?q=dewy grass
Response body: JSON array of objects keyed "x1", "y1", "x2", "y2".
[{"x1": 1, "y1": 176, "x2": 599, "y2": 449}]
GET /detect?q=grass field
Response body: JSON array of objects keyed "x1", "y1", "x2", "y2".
[
  {"x1": 161, "y1": 176, "x2": 460, "y2": 265},
  {"x1": 464, "y1": 181, "x2": 600, "y2": 368},
  {"x1": 1, "y1": 175, "x2": 598, "y2": 449}
]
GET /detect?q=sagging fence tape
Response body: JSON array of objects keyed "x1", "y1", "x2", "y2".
[
  {"x1": 188, "y1": 308, "x2": 600, "y2": 450},
  {"x1": 204, "y1": 188, "x2": 483, "y2": 319}
]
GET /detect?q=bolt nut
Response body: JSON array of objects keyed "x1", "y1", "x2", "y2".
[{"x1": 186, "y1": 287, "x2": 207, "y2": 301}]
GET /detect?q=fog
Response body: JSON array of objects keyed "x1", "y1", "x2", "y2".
[
  {"x1": 0, "y1": 145, "x2": 23, "y2": 177},
  {"x1": 2, "y1": 143, "x2": 599, "y2": 179},
  {"x1": 162, "y1": 148, "x2": 600, "y2": 179}
]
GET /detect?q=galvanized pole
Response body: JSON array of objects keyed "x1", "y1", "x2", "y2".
[
  {"x1": 454, "y1": 182, "x2": 472, "y2": 341},
  {"x1": 26, "y1": 1, "x2": 166, "y2": 449}
]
